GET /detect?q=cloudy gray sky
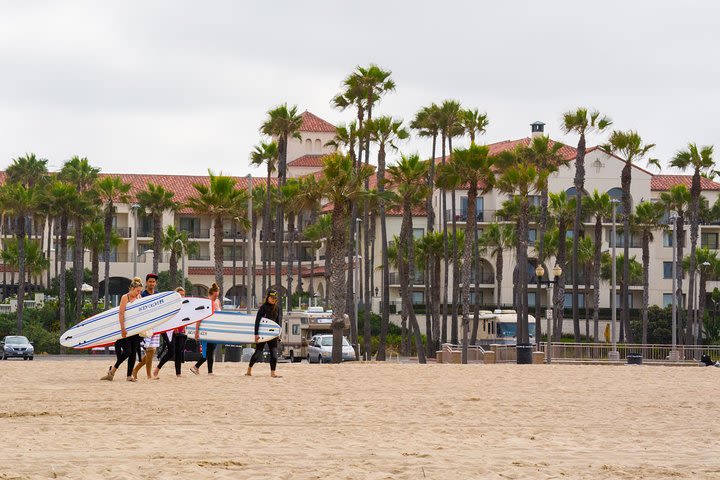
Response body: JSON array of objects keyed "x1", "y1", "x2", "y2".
[{"x1": 1, "y1": 1, "x2": 718, "y2": 176}]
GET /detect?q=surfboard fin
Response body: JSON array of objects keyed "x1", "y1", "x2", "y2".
[{"x1": 182, "y1": 299, "x2": 190, "y2": 304}]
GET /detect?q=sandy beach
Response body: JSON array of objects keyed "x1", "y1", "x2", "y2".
[{"x1": 1, "y1": 359, "x2": 719, "y2": 479}]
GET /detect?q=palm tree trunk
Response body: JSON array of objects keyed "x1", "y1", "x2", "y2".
[
  {"x1": 46, "y1": 216, "x2": 52, "y2": 290},
  {"x1": 103, "y1": 203, "x2": 113, "y2": 307},
  {"x1": 16, "y1": 216, "x2": 26, "y2": 334},
  {"x1": 572, "y1": 133, "x2": 587, "y2": 342},
  {"x1": 641, "y1": 232, "x2": 650, "y2": 344},
  {"x1": 275, "y1": 135, "x2": 287, "y2": 298},
  {"x1": 252, "y1": 215, "x2": 258, "y2": 307},
  {"x1": 400, "y1": 201, "x2": 426, "y2": 364},
  {"x1": 91, "y1": 248, "x2": 99, "y2": 311},
  {"x1": 621, "y1": 163, "x2": 632, "y2": 342},
  {"x1": 286, "y1": 215, "x2": 295, "y2": 300},
  {"x1": 676, "y1": 215, "x2": 686, "y2": 343},
  {"x1": 153, "y1": 213, "x2": 162, "y2": 274},
  {"x1": 263, "y1": 168, "x2": 271, "y2": 298},
  {"x1": 554, "y1": 219, "x2": 567, "y2": 341},
  {"x1": 689, "y1": 169, "x2": 701, "y2": 344},
  {"x1": 329, "y1": 202, "x2": 349, "y2": 364},
  {"x1": 699, "y1": 271, "x2": 707, "y2": 344},
  {"x1": 440, "y1": 133, "x2": 449, "y2": 344},
  {"x1": 345, "y1": 215, "x2": 357, "y2": 349},
  {"x1": 460, "y1": 187, "x2": 477, "y2": 363},
  {"x1": 378, "y1": 146, "x2": 390, "y2": 361},
  {"x1": 584, "y1": 267, "x2": 591, "y2": 341},
  {"x1": 516, "y1": 201, "x2": 529, "y2": 346},
  {"x1": 169, "y1": 251, "x2": 178, "y2": 288},
  {"x1": 450, "y1": 143, "x2": 459, "y2": 344},
  {"x1": 74, "y1": 221, "x2": 84, "y2": 322},
  {"x1": 593, "y1": 217, "x2": 603, "y2": 342},
  {"x1": 495, "y1": 249, "x2": 504, "y2": 307},
  {"x1": 433, "y1": 255, "x2": 441, "y2": 351}
]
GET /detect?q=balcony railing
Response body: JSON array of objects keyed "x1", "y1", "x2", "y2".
[
  {"x1": 222, "y1": 229, "x2": 249, "y2": 240},
  {"x1": 188, "y1": 253, "x2": 211, "y2": 261},
  {"x1": 468, "y1": 273, "x2": 495, "y2": 285},
  {"x1": 389, "y1": 271, "x2": 425, "y2": 285},
  {"x1": 180, "y1": 228, "x2": 211, "y2": 239},
  {"x1": 116, "y1": 227, "x2": 131, "y2": 238}
]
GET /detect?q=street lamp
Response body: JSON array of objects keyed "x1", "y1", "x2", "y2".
[
  {"x1": 535, "y1": 263, "x2": 562, "y2": 364},
  {"x1": 246, "y1": 174, "x2": 253, "y2": 314},
  {"x1": 609, "y1": 199, "x2": 620, "y2": 361},
  {"x1": 698, "y1": 260, "x2": 712, "y2": 345},
  {"x1": 175, "y1": 239, "x2": 185, "y2": 290},
  {"x1": 131, "y1": 203, "x2": 141, "y2": 278}
]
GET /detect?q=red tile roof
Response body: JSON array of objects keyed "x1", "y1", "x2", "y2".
[
  {"x1": 300, "y1": 111, "x2": 336, "y2": 133},
  {"x1": 288, "y1": 154, "x2": 329, "y2": 168},
  {"x1": 651, "y1": 175, "x2": 720, "y2": 191},
  {"x1": 433, "y1": 137, "x2": 577, "y2": 165},
  {"x1": 188, "y1": 265, "x2": 326, "y2": 277}
]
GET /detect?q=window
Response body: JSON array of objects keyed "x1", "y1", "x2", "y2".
[
  {"x1": 460, "y1": 197, "x2": 484, "y2": 221},
  {"x1": 413, "y1": 228, "x2": 425, "y2": 239},
  {"x1": 529, "y1": 195, "x2": 541, "y2": 208},
  {"x1": 179, "y1": 217, "x2": 200, "y2": 234},
  {"x1": 305, "y1": 138, "x2": 312, "y2": 151},
  {"x1": 663, "y1": 294, "x2": 673, "y2": 308},
  {"x1": 528, "y1": 229, "x2": 537, "y2": 245},
  {"x1": 564, "y1": 293, "x2": 585, "y2": 308},
  {"x1": 702, "y1": 232, "x2": 718, "y2": 249},
  {"x1": 614, "y1": 293, "x2": 634, "y2": 308},
  {"x1": 528, "y1": 292, "x2": 536, "y2": 308},
  {"x1": 412, "y1": 291, "x2": 425, "y2": 305},
  {"x1": 663, "y1": 231, "x2": 673, "y2": 247},
  {"x1": 663, "y1": 262, "x2": 673, "y2": 279},
  {"x1": 292, "y1": 324, "x2": 300, "y2": 335},
  {"x1": 607, "y1": 188, "x2": 627, "y2": 214},
  {"x1": 315, "y1": 139, "x2": 321, "y2": 152}
]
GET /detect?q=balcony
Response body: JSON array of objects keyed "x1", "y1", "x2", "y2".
[
  {"x1": 180, "y1": 228, "x2": 211, "y2": 239},
  {"x1": 116, "y1": 227, "x2": 131, "y2": 238},
  {"x1": 469, "y1": 272, "x2": 495, "y2": 285},
  {"x1": 188, "y1": 253, "x2": 211, "y2": 261},
  {"x1": 222, "y1": 229, "x2": 249, "y2": 241},
  {"x1": 389, "y1": 271, "x2": 425, "y2": 285}
]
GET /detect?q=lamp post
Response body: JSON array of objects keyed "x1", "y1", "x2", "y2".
[
  {"x1": 670, "y1": 214, "x2": 679, "y2": 361},
  {"x1": 131, "y1": 203, "x2": 140, "y2": 278},
  {"x1": 246, "y1": 174, "x2": 253, "y2": 314},
  {"x1": 698, "y1": 260, "x2": 711, "y2": 346},
  {"x1": 609, "y1": 199, "x2": 620, "y2": 361},
  {"x1": 535, "y1": 263, "x2": 562, "y2": 364}
]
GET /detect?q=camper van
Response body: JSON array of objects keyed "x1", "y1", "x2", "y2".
[
  {"x1": 475, "y1": 309, "x2": 536, "y2": 345},
  {"x1": 280, "y1": 307, "x2": 350, "y2": 362}
]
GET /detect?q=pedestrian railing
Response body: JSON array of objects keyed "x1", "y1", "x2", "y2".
[{"x1": 539, "y1": 342, "x2": 720, "y2": 363}]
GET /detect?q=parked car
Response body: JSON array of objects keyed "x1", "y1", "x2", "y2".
[
  {"x1": 1, "y1": 336, "x2": 34, "y2": 360},
  {"x1": 307, "y1": 334, "x2": 355, "y2": 363}
]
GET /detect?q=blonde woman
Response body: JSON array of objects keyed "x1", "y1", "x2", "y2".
[{"x1": 101, "y1": 277, "x2": 143, "y2": 382}]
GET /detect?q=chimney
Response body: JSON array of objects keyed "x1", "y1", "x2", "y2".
[{"x1": 531, "y1": 121, "x2": 545, "y2": 138}]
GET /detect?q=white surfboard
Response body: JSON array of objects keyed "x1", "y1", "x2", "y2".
[
  {"x1": 151, "y1": 297, "x2": 213, "y2": 334},
  {"x1": 60, "y1": 291, "x2": 182, "y2": 349},
  {"x1": 185, "y1": 311, "x2": 281, "y2": 344}
]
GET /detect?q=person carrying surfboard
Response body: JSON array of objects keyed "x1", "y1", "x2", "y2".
[
  {"x1": 190, "y1": 283, "x2": 221, "y2": 376},
  {"x1": 131, "y1": 273, "x2": 161, "y2": 380},
  {"x1": 154, "y1": 286, "x2": 188, "y2": 378},
  {"x1": 101, "y1": 277, "x2": 143, "y2": 382},
  {"x1": 245, "y1": 288, "x2": 282, "y2": 378}
]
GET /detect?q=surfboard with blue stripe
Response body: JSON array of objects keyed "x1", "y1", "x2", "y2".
[{"x1": 185, "y1": 310, "x2": 281, "y2": 345}]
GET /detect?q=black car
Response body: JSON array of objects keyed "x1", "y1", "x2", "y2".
[{"x1": 1, "y1": 336, "x2": 34, "y2": 360}]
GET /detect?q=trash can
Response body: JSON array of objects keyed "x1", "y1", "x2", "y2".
[
  {"x1": 224, "y1": 345, "x2": 241, "y2": 362},
  {"x1": 516, "y1": 343, "x2": 534, "y2": 364},
  {"x1": 627, "y1": 353, "x2": 643, "y2": 365}
]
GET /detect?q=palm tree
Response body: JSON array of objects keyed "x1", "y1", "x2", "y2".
[
  {"x1": 601, "y1": 131, "x2": 655, "y2": 344},
  {"x1": 43, "y1": 181, "x2": 79, "y2": 335},
  {"x1": 670, "y1": 143, "x2": 715, "y2": 344},
  {"x1": 436, "y1": 145, "x2": 495, "y2": 363},
  {"x1": 660, "y1": 184, "x2": 691, "y2": 343},
  {"x1": 136, "y1": 183, "x2": 177, "y2": 274},
  {"x1": 1, "y1": 239, "x2": 49, "y2": 291},
  {"x1": 162, "y1": 225, "x2": 198, "y2": 288},
  {"x1": 632, "y1": 201, "x2": 665, "y2": 343},
  {"x1": 6, "y1": 154, "x2": 49, "y2": 263},
  {"x1": 59, "y1": 156, "x2": 100, "y2": 320},
  {"x1": 365, "y1": 115, "x2": 409, "y2": 360},
  {"x1": 411, "y1": 104, "x2": 441, "y2": 234},
  {"x1": 416, "y1": 231, "x2": 444, "y2": 356},
  {"x1": 479, "y1": 222, "x2": 516, "y2": 307},
  {"x1": 495, "y1": 146, "x2": 549, "y2": 356},
  {"x1": 387, "y1": 154, "x2": 430, "y2": 364},
  {"x1": 278, "y1": 178, "x2": 302, "y2": 297},
  {"x1": 576, "y1": 236, "x2": 595, "y2": 340},
  {"x1": 436, "y1": 100, "x2": 464, "y2": 344},
  {"x1": 548, "y1": 191, "x2": 575, "y2": 340},
  {"x1": 250, "y1": 140, "x2": 278, "y2": 296},
  {"x1": 600, "y1": 253, "x2": 643, "y2": 319},
  {"x1": 260, "y1": 104, "x2": 303, "y2": 291},
  {"x1": 0, "y1": 183, "x2": 38, "y2": 334},
  {"x1": 684, "y1": 248, "x2": 719, "y2": 344},
  {"x1": 461, "y1": 108, "x2": 489, "y2": 145},
  {"x1": 318, "y1": 153, "x2": 373, "y2": 363},
  {"x1": 303, "y1": 214, "x2": 330, "y2": 300},
  {"x1": 583, "y1": 190, "x2": 612, "y2": 341},
  {"x1": 84, "y1": 220, "x2": 120, "y2": 311},
  {"x1": 562, "y1": 109, "x2": 612, "y2": 342},
  {"x1": 186, "y1": 171, "x2": 248, "y2": 303},
  {"x1": 96, "y1": 176, "x2": 131, "y2": 307},
  {"x1": 250, "y1": 184, "x2": 267, "y2": 304}
]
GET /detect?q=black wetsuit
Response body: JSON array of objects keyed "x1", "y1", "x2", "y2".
[
  {"x1": 113, "y1": 293, "x2": 138, "y2": 376},
  {"x1": 249, "y1": 302, "x2": 280, "y2": 371}
]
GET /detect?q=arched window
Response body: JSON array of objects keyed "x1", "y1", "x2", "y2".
[
  {"x1": 566, "y1": 187, "x2": 578, "y2": 199},
  {"x1": 607, "y1": 187, "x2": 628, "y2": 214},
  {"x1": 315, "y1": 139, "x2": 322, "y2": 152},
  {"x1": 305, "y1": 139, "x2": 312, "y2": 151}
]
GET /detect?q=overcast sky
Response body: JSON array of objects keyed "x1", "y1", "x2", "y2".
[{"x1": 1, "y1": 1, "x2": 718, "y2": 177}]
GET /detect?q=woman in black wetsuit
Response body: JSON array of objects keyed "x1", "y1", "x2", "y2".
[{"x1": 245, "y1": 289, "x2": 281, "y2": 378}]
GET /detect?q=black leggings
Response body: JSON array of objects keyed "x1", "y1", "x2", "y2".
[
  {"x1": 249, "y1": 338, "x2": 279, "y2": 371},
  {"x1": 113, "y1": 335, "x2": 138, "y2": 377},
  {"x1": 157, "y1": 333, "x2": 187, "y2": 376},
  {"x1": 195, "y1": 342, "x2": 216, "y2": 373}
]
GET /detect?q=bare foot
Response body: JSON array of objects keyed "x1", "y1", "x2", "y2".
[
  {"x1": 126, "y1": 376, "x2": 137, "y2": 382},
  {"x1": 190, "y1": 366, "x2": 199, "y2": 375},
  {"x1": 271, "y1": 373, "x2": 282, "y2": 378},
  {"x1": 152, "y1": 367, "x2": 160, "y2": 378},
  {"x1": 207, "y1": 373, "x2": 215, "y2": 377}
]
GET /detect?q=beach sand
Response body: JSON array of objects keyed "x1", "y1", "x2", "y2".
[{"x1": 1, "y1": 359, "x2": 719, "y2": 479}]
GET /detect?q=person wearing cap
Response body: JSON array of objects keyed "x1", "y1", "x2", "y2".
[{"x1": 246, "y1": 289, "x2": 282, "y2": 378}]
